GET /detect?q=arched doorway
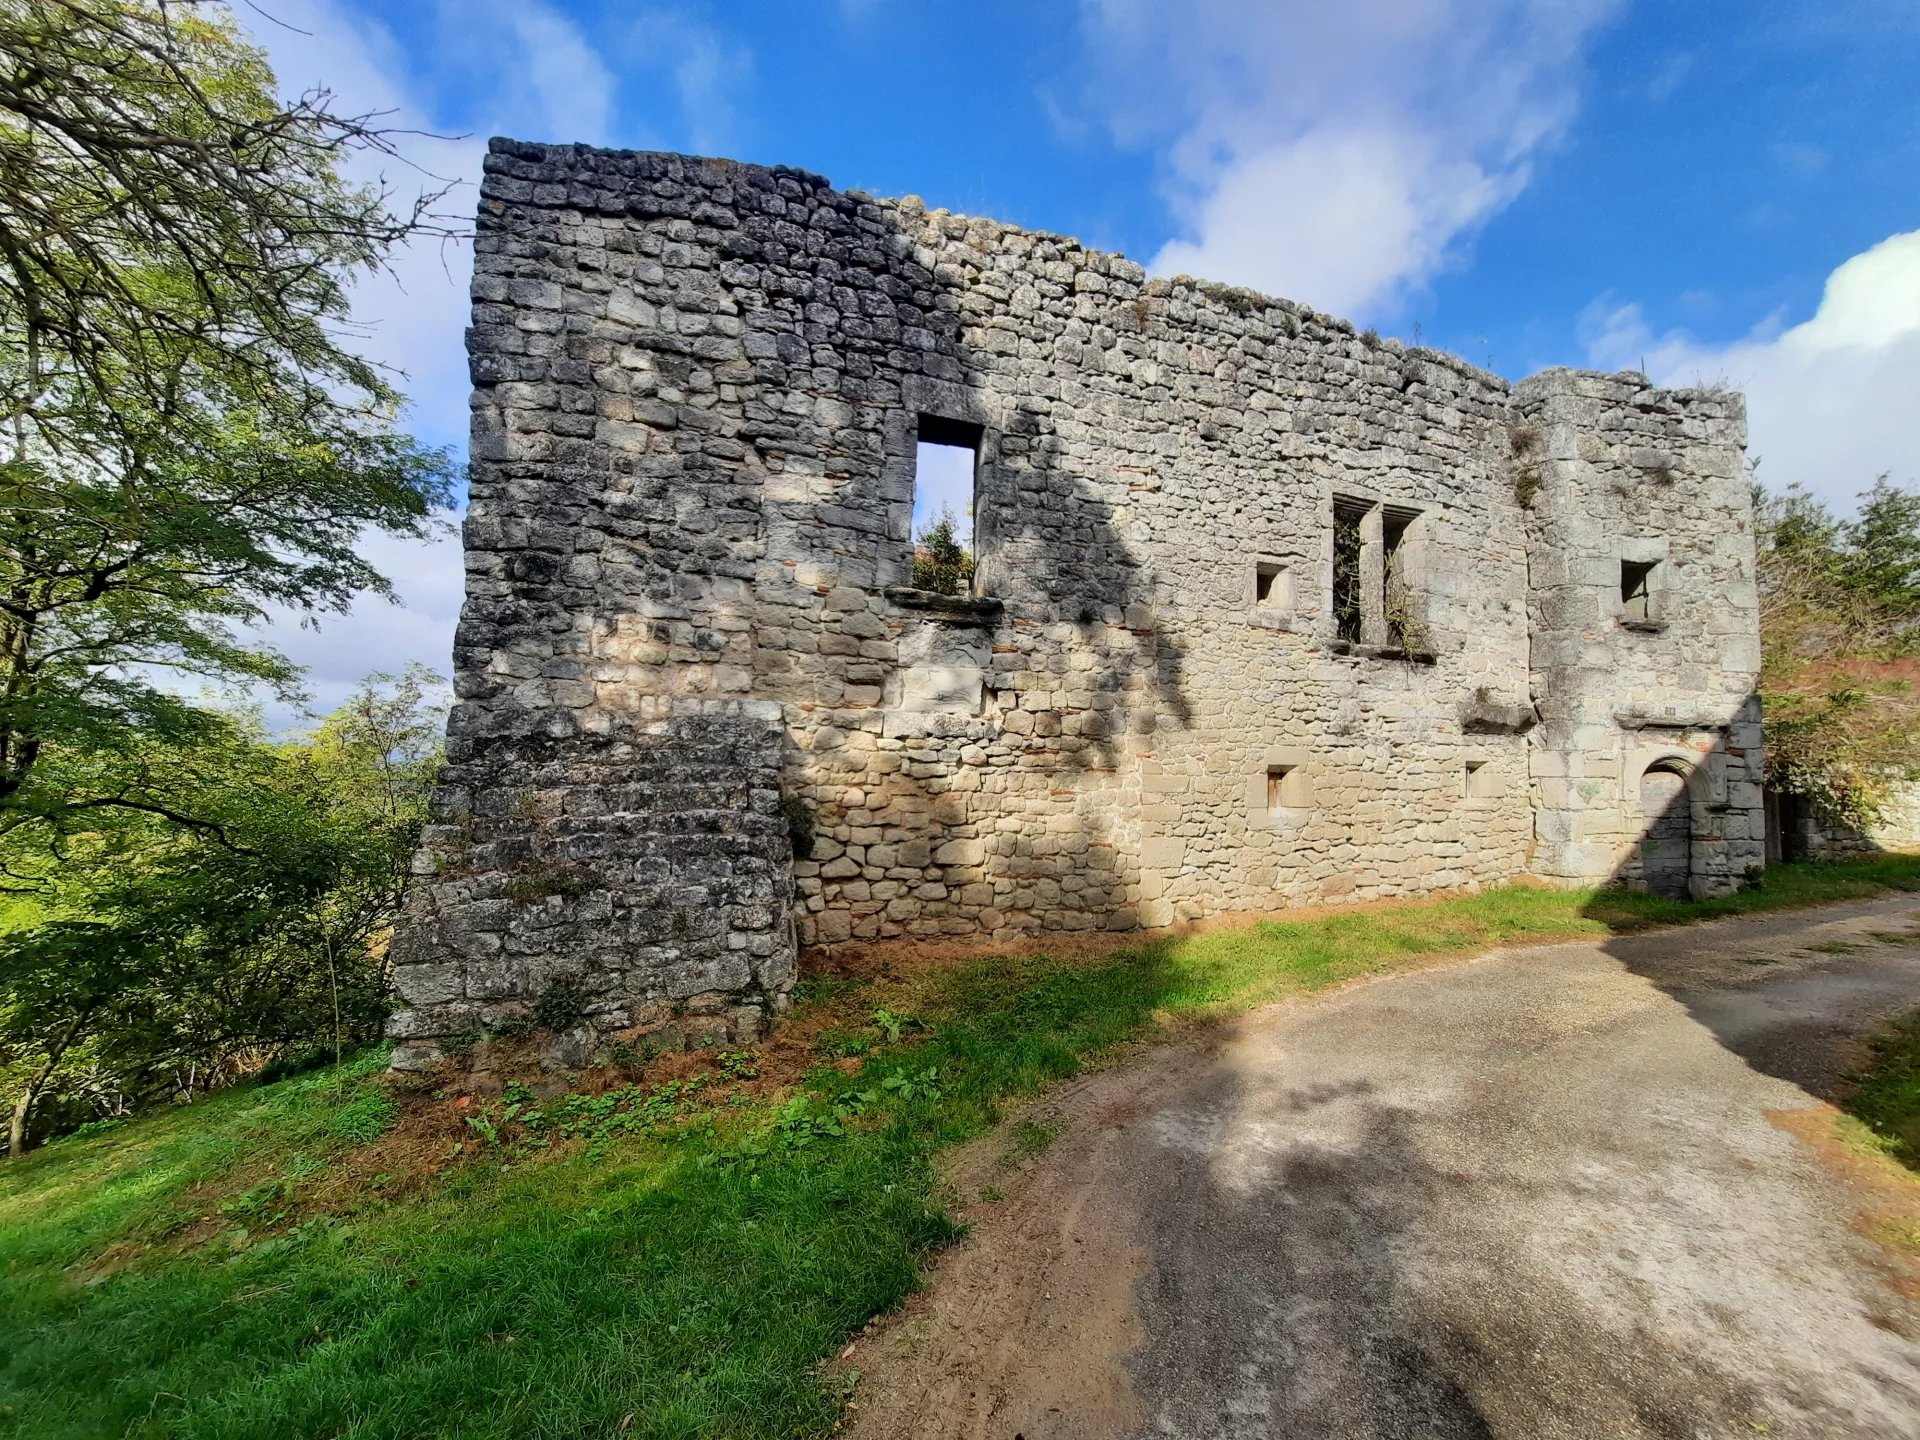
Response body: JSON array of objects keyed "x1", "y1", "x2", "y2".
[{"x1": 1639, "y1": 763, "x2": 1692, "y2": 899}]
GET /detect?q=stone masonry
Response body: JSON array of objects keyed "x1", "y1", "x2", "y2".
[{"x1": 386, "y1": 140, "x2": 1765, "y2": 1068}]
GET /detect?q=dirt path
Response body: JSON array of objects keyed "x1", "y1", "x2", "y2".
[{"x1": 842, "y1": 896, "x2": 1920, "y2": 1439}]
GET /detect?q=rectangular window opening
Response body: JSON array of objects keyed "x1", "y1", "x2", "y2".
[
  {"x1": 1254, "y1": 559, "x2": 1292, "y2": 615},
  {"x1": 1621, "y1": 559, "x2": 1659, "y2": 625},
  {"x1": 1463, "y1": 759, "x2": 1495, "y2": 800},
  {"x1": 1267, "y1": 764, "x2": 1310, "y2": 812},
  {"x1": 1332, "y1": 500, "x2": 1368, "y2": 643},
  {"x1": 911, "y1": 415, "x2": 982, "y2": 596}
]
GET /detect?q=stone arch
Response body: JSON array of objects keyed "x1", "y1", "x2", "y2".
[{"x1": 1636, "y1": 755, "x2": 1699, "y2": 900}]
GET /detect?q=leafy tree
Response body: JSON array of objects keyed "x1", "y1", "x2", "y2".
[
  {"x1": 1, "y1": 668, "x2": 445, "y2": 1155},
  {"x1": 1756, "y1": 477, "x2": 1920, "y2": 829},
  {"x1": 0, "y1": 0, "x2": 456, "y2": 843},
  {"x1": 911, "y1": 508, "x2": 974, "y2": 596}
]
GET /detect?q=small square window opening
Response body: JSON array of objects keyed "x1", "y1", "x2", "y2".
[
  {"x1": 1463, "y1": 760, "x2": 1496, "y2": 800},
  {"x1": 1254, "y1": 560, "x2": 1293, "y2": 615},
  {"x1": 1267, "y1": 764, "x2": 1310, "y2": 812}
]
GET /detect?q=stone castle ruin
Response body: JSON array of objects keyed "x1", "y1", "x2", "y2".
[{"x1": 386, "y1": 139, "x2": 1764, "y2": 1069}]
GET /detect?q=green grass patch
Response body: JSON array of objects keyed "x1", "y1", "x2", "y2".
[
  {"x1": 1843, "y1": 1009, "x2": 1920, "y2": 1172},
  {"x1": 1001, "y1": 1117, "x2": 1064, "y2": 1164},
  {"x1": 5, "y1": 856, "x2": 1920, "y2": 1438}
]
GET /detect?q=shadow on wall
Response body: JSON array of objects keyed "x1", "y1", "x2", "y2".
[
  {"x1": 723, "y1": 182, "x2": 1196, "y2": 951},
  {"x1": 1583, "y1": 700, "x2": 1769, "y2": 905},
  {"x1": 1575, "y1": 694, "x2": 1920, "y2": 1100}
]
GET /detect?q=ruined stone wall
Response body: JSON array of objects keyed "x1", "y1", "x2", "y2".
[
  {"x1": 1516, "y1": 370, "x2": 1762, "y2": 898},
  {"x1": 1782, "y1": 774, "x2": 1920, "y2": 860},
  {"x1": 1868, "y1": 782, "x2": 1920, "y2": 851},
  {"x1": 386, "y1": 140, "x2": 1762, "y2": 1064}
]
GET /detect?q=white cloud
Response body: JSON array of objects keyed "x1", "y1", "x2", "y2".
[
  {"x1": 1582, "y1": 230, "x2": 1920, "y2": 511},
  {"x1": 430, "y1": 0, "x2": 618, "y2": 149},
  {"x1": 1077, "y1": 0, "x2": 1620, "y2": 321},
  {"x1": 637, "y1": 9, "x2": 754, "y2": 156}
]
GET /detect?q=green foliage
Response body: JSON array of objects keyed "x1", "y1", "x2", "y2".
[
  {"x1": 1509, "y1": 423, "x2": 1543, "y2": 507},
  {"x1": 440, "y1": 1030, "x2": 482, "y2": 1066},
  {"x1": 1, "y1": 669, "x2": 445, "y2": 1151},
  {"x1": 0, "y1": 1, "x2": 456, "y2": 839},
  {"x1": 1004, "y1": 1117, "x2": 1063, "y2": 1161},
  {"x1": 1332, "y1": 508, "x2": 1364, "y2": 641},
  {"x1": 532, "y1": 979, "x2": 590, "y2": 1035},
  {"x1": 781, "y1": 791, "x2": 817, "y2": 858},
  {"x1": 1842, "y1": 1010, "x2": 1920, "y2": 1171},
  {"x1": 910, "y1": 508, "x2": 975, "y2": 596},
  {"x1": 501, "y1": 860, "x2": 599, "y2": 903},
  {"x1": 870, "y1": 1008, "x2": 917, "y2": 1044},
  {"x1": 2, "y1": 861, "x2": 1919, "y2": 1436},
  {"x1": 1755, "y1": 477, "x2": 1920, "y2": 825}
]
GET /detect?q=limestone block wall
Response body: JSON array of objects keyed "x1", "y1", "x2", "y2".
[
  {"x1": 1515, "y1": 370, "x2": 1763, "y2": 897},
  {"x1": 389, "y1": 709, "x2": 794, "y2": 1070},
  {"x1": 1869, "y1": 782, "x2": 1920, "y2": 850},
  {"x1": 1779, "y1": 774, "x2": 1920, "y2": 859},
  {"x1": 384, "y1": 140, "x2": 1763, "y2": 1063}
]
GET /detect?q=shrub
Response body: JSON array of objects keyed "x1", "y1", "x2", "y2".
[
  {"x1": 534, "y1": 979, "x2": 590, "y2": 1034},
  {"x1": 911, "y1": 510, "x2": 975, "y2": 596}
]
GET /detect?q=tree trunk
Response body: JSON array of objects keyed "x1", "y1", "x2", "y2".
[
  {"x1": 4, "y1": 1009, "x2": 92, "y2": 1158},
  {"x1": 7, "y1": 1086, "x2": 30, "y2": 1158}
]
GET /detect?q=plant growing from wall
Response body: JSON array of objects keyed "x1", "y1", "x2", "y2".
[
  {"x1": 911, "y1": 509, "x2": 974, "y2": 596},
  {"x1": 780, "y1": 792, "x2": 816, "y2": 859},
  {"x1": 1509, "y1": 423, "x2": 1543, "y2": 508},
  {"x1": 501, "y1": 859, "x2": 599, "y2": 903},
  {"x1": 1383, "y1": 550, "x2": 1431, "y2": 654},
  {"x1": 1332, "y1": 510, "x2": 1365, "y2": 643},
  {"x1": 533, "y1": 979, "x2": 590, "y2": 1034}
]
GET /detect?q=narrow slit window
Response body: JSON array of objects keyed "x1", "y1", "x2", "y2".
[
  {"x1": 1621, "y1": 559, "x2": 1659, "y2": 624},
  {"x1": 1332, "y1": 501, "x2": 1367, "y2": 643},
  {"x1": 911, "y1": 415, "x2": 982, "y2": 596},
  {"x1": 1267, "y1": 764, "x2": 1309, "y2": 812}
]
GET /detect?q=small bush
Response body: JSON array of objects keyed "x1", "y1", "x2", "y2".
[
  {"x1": 255, "y1": 1047, "x2": 337, "y2": 1086},
  {"x1": 1514, "y1": 466, "x2": 1541, "y2": 508},
  {"x1": 534, "y1": 978, "x2": 590, "y2": 1034},
  {"x1": 489, "y1": 1012, "x2": 536, "y2": 1041},
  {"x1": 911, "y1": 510, "x2": 974, "y2": 596}
]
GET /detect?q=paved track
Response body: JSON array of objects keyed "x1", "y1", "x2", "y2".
[{"x1": 845, "y1": 896, "x2": 1920, "y2": 1439}]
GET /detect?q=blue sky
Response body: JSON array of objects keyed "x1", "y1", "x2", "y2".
[{"x1": 238, "y1": 0, "x2": 1920, "y2": 719}]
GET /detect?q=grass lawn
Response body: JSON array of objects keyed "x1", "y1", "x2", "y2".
[
  {"x1": 5, "y1": 856, "x2": 1920, "y2": 1440},
  {"x1": 1843, "y1": 1010, "x2": 1920, "y2": 1174}
]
